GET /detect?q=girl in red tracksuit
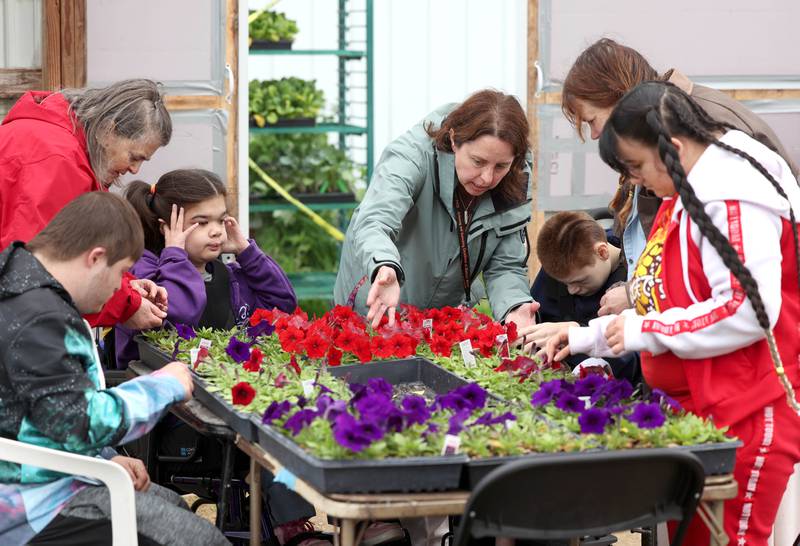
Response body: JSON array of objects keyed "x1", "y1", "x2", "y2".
[{"x1": 548, "y1": 81, "x2": 800, "y2": 546}]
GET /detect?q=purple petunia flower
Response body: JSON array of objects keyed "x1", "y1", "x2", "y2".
[
  {"x1": 454, "y1": 383, "x2": 488, "y2": 411},
  {"x1": 333, "y1": 413, "x2": 373, "y2": 452},
  {"x1": 349, "y1": 383, "x2": 368, "y2": 404},
  {"x1": 385, "y1": 408, "x2": 405, "y2": 433},
  {"x1": 367, "y1": 377, "x2": 393, "y2": 398},
  {"x1": 531, "y1": 379, "x2": 563, "y2": 406},
  {"x1": 574, "y1": 375, "x2": 605, "y2": 397},
  {"x1": 578, "y1": 407, "x2": 611, "y2": 434},
  {"x1": 262, "y1": 401, "x2": 291, "y2": 425},
  {"x1": 225, "y1": 337, "x2": 251, "y2": 363},
  {"x1": 649, "y1": 388, "x2": 681, "y2": 411},
  {"x1": 401, "y1": 395, "x2": 431, "y2": 426},
  {"x1": 593, "y1": 379, "x2": 634, "y2": 407},
  {"x1": 628, "y1": 402, "x2": 666, "y2": 429},
  {"x1": 436, "y1": 392, "x2": 470, "y2": 412},
  {"x1": 470, "y1": 411, "x2": 517, "y2": 427},
  {"x1": 555, "y1": 392, "x2": 584, "y2": 413},
  {"x1": 422, "y1": 422, "x2": 440, "y2": 439},
  {"x1": 247, "y1": 321, "x2": 273, "y2": 340},
  {"x1": 447, "y1": 409, "x2": 472, "y2": 435},
  {"x1": 318, "y1": 396, "x2": 347, "y2": 421},
  {"x1": 176, "y1": 323, "x2": 196, "y2": 340},
  {"x1": 355, "y1": 393, "x2": 395, "y2": 422},
  {"x1": 283, "y1": 408, "x2": 318, "y2": 435},
  {"x1": 357, "y1": 419, "x2": 385, "y2": 441}
]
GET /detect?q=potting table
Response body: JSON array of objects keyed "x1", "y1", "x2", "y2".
[{"x1": 235, "y1": 435, "x2": 738, "y2": 546}]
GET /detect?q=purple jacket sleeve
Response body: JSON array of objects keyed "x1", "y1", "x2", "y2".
[
  {"x1": 229, "y1": 240, "x2": 297, "y2": 318},
  {"x1": 114, "y1": 248, "x2": 207, "y2": 369}
]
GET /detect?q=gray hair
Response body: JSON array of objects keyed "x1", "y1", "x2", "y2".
[{"x1": 61, "y1": 79, "x2": 172, "y2": 182}]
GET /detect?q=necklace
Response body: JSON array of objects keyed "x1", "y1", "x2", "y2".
[{"x1": 455, "y1": 187, "x2": 478, "y2": 224}]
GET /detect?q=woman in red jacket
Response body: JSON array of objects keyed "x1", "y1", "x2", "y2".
[{"x1": 0, "y1": 79, "x2": 172, "y2": 327}]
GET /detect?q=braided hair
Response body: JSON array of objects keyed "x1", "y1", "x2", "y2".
[{"x1": 599, "y1": 81, "x2": 800, "y2": 410}]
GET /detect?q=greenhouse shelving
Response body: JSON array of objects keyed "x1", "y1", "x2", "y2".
[{"x1": 249, "y1": 0, "x2": 373, "y2": 301}]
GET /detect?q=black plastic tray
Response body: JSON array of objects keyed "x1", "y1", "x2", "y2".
[
  {"x1": 328, "y1": 357, "x2": 470, "y2": 394},
  {"x1": 135, "y1": 335, "x2": 173, "y2": 370},
  {"x1": 463, "y1": 441, "x2": 742, "y2": 489},
  {"x1": 191, "y1": 377, "x2": 258, "y2": 443},
  {"x1": 249, "y1": 357, "x2": 471, "y2": 494},
  {"x1": 252, "y1": 415, "x2": 467, "y2": 494},
  {"x1": 134, "y1": 336, "x2": 257, "y2": 442}
]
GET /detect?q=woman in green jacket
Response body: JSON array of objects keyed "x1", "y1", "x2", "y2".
[{"x1": 334, "y1": 89, "x2": 539, "y2": 331}]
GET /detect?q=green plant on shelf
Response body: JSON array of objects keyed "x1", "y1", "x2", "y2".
[
  {"x1": 249, "y1": 77, "x2": 325, "y2": 126},
  {"x1": 251, "y1": 209, "x2": 347, "y2": 273},
  {"x1": 249, "y1": 134, "x2": 364, "y2": 197},
  {"x1": 248, "y1": 10, "x2": 298, "y2": 45}
]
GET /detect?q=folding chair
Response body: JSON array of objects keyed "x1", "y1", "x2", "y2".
[
  {"x1": 0, "y1": 437, "x2": 137, "y2": 546},
  {"x1": 452, "y1": 449, "x2": 705, "y2": 546}
]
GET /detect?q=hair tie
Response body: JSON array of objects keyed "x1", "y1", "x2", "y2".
[{"x1": 150, "y1": 183, "x2": 157, "y2": 195}]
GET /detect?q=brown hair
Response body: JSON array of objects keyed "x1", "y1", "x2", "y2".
[
  {"x1": 562, "y1": 39, "x2": 658, "y2": 141},
  {"x1": 125, "y1": 168, "x2": 227, "y2": 254},
  {"x1": 27, "y1": 192, "x2": 144, "y2": 265},
  {"x1": 537, "y1": 211, "x2": 607, "y2": 279},
  {"x1": 426, "y1": 89, "x2": 530, "y2": 205},
  {"x1": 562, "y1": 39, "x2": 658, "y2": 233}
]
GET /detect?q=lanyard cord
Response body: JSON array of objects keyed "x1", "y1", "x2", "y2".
[{"x1": 454, "y1": 185, "x2": 478, "y2": 302}]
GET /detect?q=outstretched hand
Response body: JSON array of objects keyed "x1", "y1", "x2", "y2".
[
  {"x1": 161, "y1": 205, "x2": 199, "y2": 250},
  {"x1": 366, "y1": 266, "x2": 400, "y2": 329}
]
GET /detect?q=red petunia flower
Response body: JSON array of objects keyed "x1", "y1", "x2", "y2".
[
  {"x1": 354, "y1": 338, "x2": 372, "y2": 363},
  {"x1": 232, "y1": 381, "x2": 256, "y2": 406},
  {"x1": 278, "y1": 326, "x2": 306, "y2": 353},
  {"x1": 249, "y1": 308, "x2": 274, "y2": 326},
  {"x1": 429, "y1": 335, "x2": 453, "y2": 357},
  {"x1": 288, "y1": 354, "x2": 302, "y2": 375},
  {"x1": 505, "y1": 322, "x2": 518, "y2": 344},
  {"x1": 327, "y1": 347, "x2": 343, "y2": 366},
  {"x1": 243, "y1": 347, "x2": 263, "y2": 372},
  {"x1": 370, "y1": 336, "x2": 393, "y2": 359},
  {"x1": 304, "y1": 333, "x2": 329, "y2": 359},
  {"x1": 274, "y1": 372, "x2": 288, "y2": 388}
]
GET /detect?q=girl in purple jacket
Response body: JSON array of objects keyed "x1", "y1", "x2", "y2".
[{"x1": 115, "y1": 168, "x2": 297, "y2": 368}]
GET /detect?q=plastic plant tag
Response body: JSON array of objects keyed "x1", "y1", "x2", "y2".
[
  {"x1": 459, "y1": 339, "x2": 476, "y2": 368},
  {"x1": 422, "y1": 318, "x2": 434, "y2": 334},
  {"x1": 302, "y1": 379, "x2": 315, "y2": 397},
  {"x1": 441, "y1": 434, "x2": 461, "y2": 456},
  {"x1": 495, "y1": 334, "x2": 509, "y2": 358},
  {"x1": 192, "y1": 339, "x2": 212, "y2": 369}
]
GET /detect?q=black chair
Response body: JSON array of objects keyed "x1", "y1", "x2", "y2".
[{"x1": 452, "y1": 449, "x2": 705, "y2": 546}]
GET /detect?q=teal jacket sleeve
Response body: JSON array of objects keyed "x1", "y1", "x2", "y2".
[
  {"x1": 7, "y1": 313, "x2": 184, "y2": 455},
  {"x1": 348, "y1": 135, "x2": 428, "y2": 281},
  {"x1": 483, "y1": 225, "x2": 534, "y2": 321}
]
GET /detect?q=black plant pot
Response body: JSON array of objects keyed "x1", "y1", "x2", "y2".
[
  {"x1": 249, "y1": 115, "x2": 316, "y2": 128},
  {"x1": 250, "y1": 39, "x2": 293, "y2": 50}
]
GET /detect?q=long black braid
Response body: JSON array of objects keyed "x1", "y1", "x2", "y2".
[
  {"x1": 645, "y1": 107, "x2": 772, "y2": 330},
  {"x1": 600, "y1": 81, "x2": 800, "y2": 411},
  {"x1": 672, "y1": 95, "x2": 800, "y2": 296}
]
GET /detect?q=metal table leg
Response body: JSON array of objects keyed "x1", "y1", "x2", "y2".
[
  {"x1": 250, "y1": 458, "x2": 262, "y2": 546},
  {"x1": 217, "y1": 439, "x2": 234, "y2": 532}
]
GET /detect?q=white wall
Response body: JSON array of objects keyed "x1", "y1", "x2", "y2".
[{"x1": 248, "y1": 0, "x2": 528, "y2": 173}]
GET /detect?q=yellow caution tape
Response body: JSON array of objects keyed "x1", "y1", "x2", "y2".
[{"x1": 248, "y1": 158, "x2": 345, "y2": 242}]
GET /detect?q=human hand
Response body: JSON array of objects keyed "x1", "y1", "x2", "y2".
[
  {"x1": 129, "y1": 279, "x2": 168, "y2": 313},
  {"x1": 598, "y1": 284, "x2": 632, "y2": 316},
  {"x1": 122, "y1": 299, "x2": 166, "y2": 330},
  {"x1": 111, "y1": 456, "x2": 150, "y2": 491},
  {"x1": 516, "y1": 321, "x2": 578, "y2": 355},
  {"x1": 160, "y1": 205, "x2": 199, "y2": 250},
  {"x1": 604, "y1": 315, "x2": 627, "y2": 354},
  {"x1": 153, "y1": 361, "x2": 194, "y2": 400},
  {"x1": 222, "y1": 216, "x2": 249, "y2": 255},
  {"x1": 366, "y1": 266, "x2": 400, "y2": 329},
  {"x1": 544, "y1": 326, "x2": 573, "y2": 363}
]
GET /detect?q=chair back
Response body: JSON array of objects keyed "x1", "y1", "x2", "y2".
[{"x1": 453, "y1": 449, "x2": 705, "y2": 546}]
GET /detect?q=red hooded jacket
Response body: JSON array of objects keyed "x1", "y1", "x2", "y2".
[{"x1": 0, "y1": 91, "x2": 141, "y2": 325}]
